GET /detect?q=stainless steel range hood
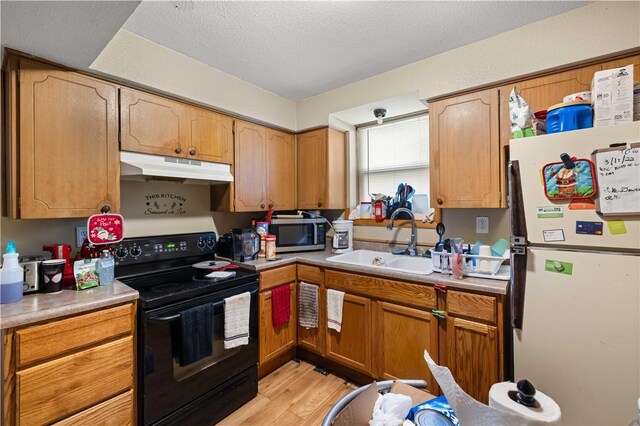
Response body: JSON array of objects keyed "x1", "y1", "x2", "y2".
[{"x1": 120, "y1": 152, "x2": 233, "y2": 185}]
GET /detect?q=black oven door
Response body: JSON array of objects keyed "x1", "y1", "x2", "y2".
[{"x1": 139, "y1": 282, "x2": 258, "y2": 425}]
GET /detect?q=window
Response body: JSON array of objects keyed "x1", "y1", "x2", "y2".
[{"x1": 356, "y1": 114, "x2": 429, "y2": 203}]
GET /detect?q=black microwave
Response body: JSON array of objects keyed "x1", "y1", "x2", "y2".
[{"x1": 269, "y1": 218, "x2": 326, "y2": 252}]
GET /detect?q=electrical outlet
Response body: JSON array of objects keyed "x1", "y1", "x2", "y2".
[
  {"x1": 476, "y1": 216, "x2": 489, "y2": 234},
  {"x1": 76, "y1": 226, "x2": 88, "y2": 248}
]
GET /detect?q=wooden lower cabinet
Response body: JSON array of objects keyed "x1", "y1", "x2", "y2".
[
  {"x1": 53, "y1": 390, "x2": 134, "y2": 426},
  {"x1": 297, "y1": 264, "x2": 325, "y2": 355},
  {"x1": 374, "y1": 301, "x2": 439, "y2": 392},
  {"x1": 258, "y1": 283, "x2": 297, "y2": 367},
  {"x1": 325, "y1": 292, "x2": 372, "y2": 375},
  {"x1": 444, "y1": 317, "x2": 499, "y2": 404},
  {"x1": 3, "y1": 302, "x2": 136, "y2": 426},
  {"x1": 258, "y1": 265, "x2": 297, "y2": 377}
]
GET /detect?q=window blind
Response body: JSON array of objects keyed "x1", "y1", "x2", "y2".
[{"x1": 356, "y1": 114, "x2": 429, "y2": 202}]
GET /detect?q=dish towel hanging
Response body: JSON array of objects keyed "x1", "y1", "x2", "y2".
[
  {"x1": 299, "y1": 282, "x2": 319, "y2": 328},
  {"x1": 271, "y1": 284, "x2": 291, "y2": 328},
  {"x1": 224, "y1": 291, "x2": 251, "y2": 349},
  {"x1": 327, "y1": 289, "x2": 345, "y2": 332},
  {"x1": 179, "y1": 303, "x2": 214, "y2": 366}
]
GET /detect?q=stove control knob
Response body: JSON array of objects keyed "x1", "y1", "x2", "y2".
[
  {"x1": 115, "y1": 247, "x2": 129, "y2": 259},
  {"x1": 206, "y1": 239, "x2": 215, "y2": 248},
  {"x1": 197, "y1": 240, "x2": 206, "y2": 249},
  {"x1": 130, "y1": 246, "x2": 142, "y2": 257}
]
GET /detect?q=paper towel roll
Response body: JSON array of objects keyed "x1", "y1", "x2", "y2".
[{"x1": 489, "y1": 382, "x2": 561, "y2": 424}]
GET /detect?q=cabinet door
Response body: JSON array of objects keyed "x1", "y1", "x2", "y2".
[
  {"x1": 234, "y1": 120, "x2": 267, "y2": 211},
  {"x1": 188, "y1": 107, "x2": 233, "y2": 164},
  {"x1": 297, "y1": 128, "x2": 327, "y2": 209},
  {"x1": 499, "y1": 64, "x2": 601, "y2": 148},
  {"x1": 266, "y1": 129, "x2": 296, "y2": 210},
  {"x1": 325, "y1": 292, "x2": 372, "y2": 375},
  {"x1": 120, "y1": 87, "x2": 189, "y2": 158},
  {"x1": 430, "y1": 88, "x2": 501, "y2": 208},
  {"x1": 445, "y1": 317, "x2": 498, "y2": 404},
  {"x1": 325, "y1": 128, "x2": 347, "y2": 209},
  {"x1": 297, "y1": 265, "x2": 325, "y2": 355},
  {"x1": 374, "y1": 302, "x2": 439, "y2": 391},
  {"x1": 18, "y1": 60, "x2": 120, "y2": 218},
  {"x1": 599, "y1": 53, "x2": 640, "y2": 84},
  {"x1": 258, "y1": 283, "x2": 297, "y2": 366}
]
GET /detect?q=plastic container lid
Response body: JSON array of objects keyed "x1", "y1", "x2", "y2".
[{"x1": 547, "y1": 100, "x2": 591, "y2": 112}]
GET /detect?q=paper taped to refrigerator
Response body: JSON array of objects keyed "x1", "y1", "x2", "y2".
[{"x1": 592, "y1": 144, "x2": 640, "y2": 216}]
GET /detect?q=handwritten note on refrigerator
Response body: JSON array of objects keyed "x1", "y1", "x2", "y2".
[{"x1": 592, "y1": 144, "x2": 640, "y2": 216}]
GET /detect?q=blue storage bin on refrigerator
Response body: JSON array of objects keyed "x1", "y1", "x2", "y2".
[{"x1": 546, "y1": 100, "x2": 592, "y2": 134}]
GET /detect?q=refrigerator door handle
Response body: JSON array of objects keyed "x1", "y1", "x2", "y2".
[{"x1": 509, "y1": 160, "x2": 528, "y2": 330}]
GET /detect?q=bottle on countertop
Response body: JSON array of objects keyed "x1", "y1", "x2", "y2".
[
  {"x1": 97, "y1": 250, "x2": 115, "y2": 286},
  {"x1": 1, "y1": 241, "x2": 24, "y2": 304}
]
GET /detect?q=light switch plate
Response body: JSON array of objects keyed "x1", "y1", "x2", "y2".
[
  {"x1": 76, "y1": 226, "x2": 87, "y2": 248},
  {"x1": 476, "y1": 216, "x2": 489, "y2": 234}
]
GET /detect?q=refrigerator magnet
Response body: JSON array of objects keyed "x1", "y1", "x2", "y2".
[
  {"x1": 537, "y1": 206, "x2": 563, "y2": 219},
  {"x1": 542, "y1": 229, "x2": 565, "y2": 242},
  {"x1": 542, "y1": 154, "x2": 597, "y2": 201}
]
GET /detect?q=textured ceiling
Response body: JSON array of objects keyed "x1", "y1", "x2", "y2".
[
  {"x1": 123, "y1": 1, "x2": 587, "y2": 100},
  {"x1": 1, "y1": 1, "x2": 141, "y2": 68}
]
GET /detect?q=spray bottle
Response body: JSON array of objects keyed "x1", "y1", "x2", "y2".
[{"x1": 1, "y1": 241, "x2": 24, "y2": 304}]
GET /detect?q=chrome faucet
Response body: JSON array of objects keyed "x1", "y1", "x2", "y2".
[{"x1": 386, "y1": 208, "x2": 418, "y2": 256}]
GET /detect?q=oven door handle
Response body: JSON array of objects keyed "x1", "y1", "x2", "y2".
[
  {"x1": 147, "y1": 288, "x2": 258, "y2": 323},
  {"x1": 148, "y1": 300, "x2": 225, "y2": 323}
]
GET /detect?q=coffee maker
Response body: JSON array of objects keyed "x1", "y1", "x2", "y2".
[
  {"x1": 232, "y1": 228, "x2": 261, "y2": 262},
  {"x1": 332, "y1": 220, "x2": 353, "y2": 254}
]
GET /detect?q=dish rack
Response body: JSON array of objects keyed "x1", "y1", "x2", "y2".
[{"x1": 429, "y1": 249, "x2": 510, "y2": 280}]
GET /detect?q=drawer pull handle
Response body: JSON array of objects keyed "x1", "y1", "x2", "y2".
[{"x1": 175, "y1": 147, "x2": 182, "y2": 154}]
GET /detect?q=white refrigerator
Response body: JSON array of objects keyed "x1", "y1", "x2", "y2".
[{"x1": 509, "y1": 122, "x2": 640, "y2": 425}]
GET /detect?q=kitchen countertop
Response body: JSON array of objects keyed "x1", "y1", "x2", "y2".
[
  {"x1": 233, "y1": 248, "x2": 509, "y2": 295},
  {"x1": 0, "y1": 280, "x2": 138, "y2": 329}
]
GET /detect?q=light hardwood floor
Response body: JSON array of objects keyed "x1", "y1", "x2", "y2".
[{"x1": 218, "y1": 361, "x2": 357, "y2": 425}]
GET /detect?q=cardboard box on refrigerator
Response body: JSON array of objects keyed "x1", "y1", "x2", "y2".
[
  {"x1": 591, "y1": 64, "x2": 634, "y2": 126},
  {"x1": 332, "y1": 381, "x2": 435, "y2": 426}
]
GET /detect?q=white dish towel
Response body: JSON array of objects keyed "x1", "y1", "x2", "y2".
[
  {"x1": 327, "y1": 289, "x2": 345, "y2": 332},
  {"x1": 224, "y1": 291, "x2": 251, "y2": 349}
]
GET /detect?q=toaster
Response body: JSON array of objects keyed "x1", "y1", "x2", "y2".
[{"x1": 19, "y1": 255, "x2": 45, "y2": 294}]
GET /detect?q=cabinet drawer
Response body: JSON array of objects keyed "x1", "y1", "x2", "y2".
[
  {"x1": 446, "y1": 290, "x2": 497, "y2": 323},
  {"x1": 260, "y1": 265, "x2": 296, "y2": 291},
  {"x1": 297, "y1": 264, "x2": 322, "y2": 284},
  {"x1": 17, "y1": 336, "x2": 134, "y2": 425},
  {"x1": 325, "y1": 270, "x2": 436, "y2": 309},
  {"x1": 53, "y1": 390, "x2": 134, "y2": 426},
  {"x1": 16, "y1": 303, "x2": 134, "y2": 366}
]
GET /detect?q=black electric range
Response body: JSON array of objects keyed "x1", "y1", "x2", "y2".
[{"x1": 114, "y1": 233, "x2": 259, "y2": 426}]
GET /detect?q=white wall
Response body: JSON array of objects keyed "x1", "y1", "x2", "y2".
[
  {"x1": 297, "y1": 1, "x2": 640, "y2": 130},
  {"x1": 91, "y1": 30, "x2": 297, "y2": 130}
]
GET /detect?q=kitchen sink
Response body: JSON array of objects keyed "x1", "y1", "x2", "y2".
[{"x1": 326, "y1": 250, "x2": 433, "y2": 276}]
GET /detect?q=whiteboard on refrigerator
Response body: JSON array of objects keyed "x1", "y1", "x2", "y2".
[{"x1": 592, "y1": 142, "x2": 640, "y2": 216}]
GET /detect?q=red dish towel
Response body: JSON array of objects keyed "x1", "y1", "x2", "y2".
[{"x1": 271, "y1": 284, "x2": 291, "y2": 328}]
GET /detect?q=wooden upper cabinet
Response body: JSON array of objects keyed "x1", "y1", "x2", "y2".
[
  {"x1": 429, "y1": 88, "x2": 501, "y2": 208},
  {"x1": 15, "y1": 59, "x2": 120, "y2": 218},
  {"x1": 266, "y1": 129, "x2": 296, "y2": 210},
  {"x1": 297, "y1": 128, "x2": 346, "y2": 210},
  {"x1": 120, "y1": 87, "x2": 190, "y2": 158},
  {"x1": 599, "y1": 53, "x2": 640, "y2": 84},
  {"x1": 234, "y1": 120, "x2": 268, "y2": 211},
  {"x1": 498, "y1": 64, "x2": 601, "y2": 148},
  {"x1": 189, "y1": 107, "x2": 234, "y2": 163}
]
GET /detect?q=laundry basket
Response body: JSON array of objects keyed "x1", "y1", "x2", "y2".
[{"x1": 321, "y1": 379, "x2": 427, "y2": 426}]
